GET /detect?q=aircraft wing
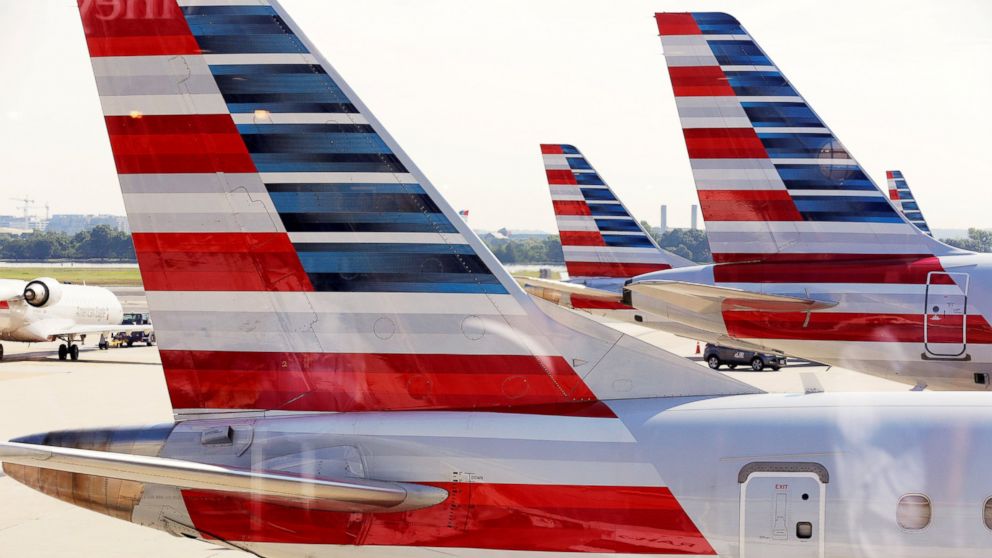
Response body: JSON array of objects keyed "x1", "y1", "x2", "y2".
[
  {"x1": 514, "y1": 276, "x2": 622, "y2": 302},
  {"x1": 627, "y1": 281, "x2": 837, "y2": 314},
  {"x1": 0, "y1": 441, "x2": 447, "y2": 513},
  {"x1": 40, "y1": 324, "x2": 154, "y2": 337}
]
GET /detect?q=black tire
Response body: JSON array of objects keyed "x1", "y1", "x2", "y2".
[
  {"x1": 0, "y1": 344, "x2": 4, "y2": 360},
  {"x1": 707, "y1": 356, "x2": 721, "y2": 370},
  {"x1": 771, "y1": 366, "x2": 780, "y2": 371},
  {"x1": 58, "y1": 344, "x2": 68, "y2": 361},
  {"x1": 69, "y1": 345, "x2": 79, "y2": 361},
  {"x1": 751, "y1": 357, "x2": 764, "y2": 371},
  {"x1": 126, "y1": 340, "x2": 133, "y2": 348},
  {"x1": 728, "y1": 364, "x2": 737, "y2": 370}
]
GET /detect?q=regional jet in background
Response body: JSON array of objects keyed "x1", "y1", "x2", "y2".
[
  {"x1": 520, "y1": 144, "x2": 752, "y2": 347},
  {"x1": 0, "y1": 277, "x2": 151, "y2": 360},
  {"x1": 4, "y1": 5, "x2": 992, "y2": 558},
  {"x1": 887, "y1": 170, "x2": 933, "y2": 235},
  {"x1": 626, "y1": 12, "x2": 992, "y2": 391}
]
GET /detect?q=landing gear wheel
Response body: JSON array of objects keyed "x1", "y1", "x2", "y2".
[
  {"x1": 58, "y1": 344, "x2": 68, "y2": 361},
  {"x1": 751, "y1": 357, "x2": 764, "y2": 371},
  {"x1": 69, "y1": 345, "x2": 79, "y2": 361},
  {"x1": 0, "y1": 343, "x2": 4, "y2": 360},
  {"x1": 708, "y1": 356, "x2": 721, "y2": 370}
]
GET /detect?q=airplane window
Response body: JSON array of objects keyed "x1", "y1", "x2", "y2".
[
  {"x1": 985, "y1": 497, "x2": 992, "y2": 530},
  {"x1": 897, "y1": 494, "x2": 932, "y2": 530}
]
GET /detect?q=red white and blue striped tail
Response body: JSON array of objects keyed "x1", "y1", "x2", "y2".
[
  {"x1": 74, "y1": 1, "x2": 757, "y2": 419},
  {"x1": 886, "y1": 170, "x2": 932, "y2": 236},
  {"x1": 541, "y1": 144, "x2": 693, "y2": 279},
  {"x1": 656, "y1": 13, "x2": 955, "y2": 263}
]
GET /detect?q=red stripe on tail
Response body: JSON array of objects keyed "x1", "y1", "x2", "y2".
[
  {"x1": 667, "y1": 66, "x2": 735, "y2": 97},
  {"x1": 559, "y1": 231, "x2": 606, "y2": 246},
  {"x1": 683, "y1": 128, "x2": 768, "y2": 159},
  {"x1": 161, "y1": 351, "x2": 606, "y2": 415},
  {"x1": 105, "y1": 115, "x2": 256, "y2": 174},
  {"x1": 697, "y1": 190, "x2": 802, "y2": 221},
  {"x1": 78, "y1": 0, "x2": 201, "y2": 57},
  {"x1": 546, "y1": 169, "x2": 577, "y2": 185},
  {"x1": 553, "y1": 200, "x2": 591, "y2": 216},
  {"x1": 132, "y1": 232, "x2": 313, "y2": 292},
  {"x1": 656, "y1": 13, "x2": 702, "y2": 36}
]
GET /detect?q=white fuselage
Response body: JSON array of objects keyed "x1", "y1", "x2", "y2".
[
  {"x1": 43, "y1": 391, "x2": 991, "y2": 558},
  {"x1": 617, "y1": 252, "x2": 992, "y2": 390},
  {"x1": 0, "y1": 279, "x2": 123, "y2": 342}
]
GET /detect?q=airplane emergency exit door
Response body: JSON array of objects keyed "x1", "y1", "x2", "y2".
[{"x1": 740, "y1": 471, "x2": 824, "y2": 558}]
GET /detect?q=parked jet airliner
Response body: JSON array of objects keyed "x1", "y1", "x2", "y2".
[
  {"x1": 0, "y1": 277, "x2": 150, "y2": 360},
  {"x1": 2, "y1": 5, "x2": 992, "y2": 558},
  {"x1": 528, "y1": 17, "x2": 992, "y2": 391}
]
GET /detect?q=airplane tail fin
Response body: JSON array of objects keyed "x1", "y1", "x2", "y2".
[
  {"x1": 75, "y1": 1, "x2": 757, "y2": 419},
  {"x1": 655, "y1": 13, "x2": 953, "y2": 263},
  {"x1": 541, "y1": 144, "x2": 693, "y2": 278},
  {"x1": 886, "y1": 171, "x2": 932, "y2": 236}
]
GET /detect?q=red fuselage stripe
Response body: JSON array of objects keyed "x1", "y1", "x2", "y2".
[
  {"x1": 159, "y1": 350, "x2": 609, "y2": 416},
  {"x1": 724, "y1": 311, "x2": 992, "y2": 343},
  {"x1": 712, "y1": 255, "x2": 949, "y2": 284},
  {"x1": 182, "y1": 483, "x2": 715, "y2": 554},
  {"x1": 571, "y1": 295, "x2": 632, "y2": 310},
  {"x1": 567, "y1": 261, "x2": 672, "y2": 278}
]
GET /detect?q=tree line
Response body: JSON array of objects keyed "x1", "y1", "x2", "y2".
[
  {"x1": 0, "y1": 225, "x2": 988, "y2": 264},
  {"x1": 0, "y1": 226, "x2": 135, "y2": 261}
]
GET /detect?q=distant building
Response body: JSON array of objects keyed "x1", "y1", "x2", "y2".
[
  {"x1": 46, "y1": 214, "x2": 130, "y2": 235},
  {"x1": 690, "y1": 205, "x2": 699, "y2": 230},
  {"x1": 660, "y1": 204, "x2": 668, "y2": 233}
]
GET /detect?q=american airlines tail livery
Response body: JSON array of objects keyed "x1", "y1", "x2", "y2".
[
  {"x1": 2, "y1": 4, "x2": 992, "y2": 557},
  {"x1": 0, "y1": 277, "x2": 148, "y2": 360},
  {"x1": 887, "y1": 171, "x2": 932, "y2": 236},
  {"x1": 625, "y1": 13, "x2": 992, "y2": 391}
]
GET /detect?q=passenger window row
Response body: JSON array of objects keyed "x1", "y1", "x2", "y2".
[{"x1": 897, "y1": 494, "x2": 992, "y2": 531}]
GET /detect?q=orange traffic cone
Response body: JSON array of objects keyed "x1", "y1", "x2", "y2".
[{"x1": 695, "y1": 341, "x2": 701, "y2": 355}]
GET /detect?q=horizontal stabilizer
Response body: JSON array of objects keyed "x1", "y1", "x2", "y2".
[
  {"x1": 515, "y1": 276, "x2": 622, "y2": 303},
  {"x1": 627, "y1": 281, "x2": 837, "y2": 314},
  {"x1": 0, "y1": 442, "x2": 447, "y2": 513}
]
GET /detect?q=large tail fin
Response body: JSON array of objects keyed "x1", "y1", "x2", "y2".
[
  {"x1": 655, "y1": 13, "x2": 952, "y2": 262},
  {"x1": 541, "y1": 144, "x2": 693, "y2": 278},
  {"x1": 886, "y1": 171, "x2": 932, "y2": 236},
  {"x1": 75, "y1": 1, "x2": 756, "y2": 419}
]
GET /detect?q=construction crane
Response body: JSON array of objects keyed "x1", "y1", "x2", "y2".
[{"x1": 9, "y1": 197, "x2": 35, "y2": 230}]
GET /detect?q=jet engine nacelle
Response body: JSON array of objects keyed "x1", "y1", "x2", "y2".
[{"x1": 23, "y1": 278, "x2": 64, "y2": 308}]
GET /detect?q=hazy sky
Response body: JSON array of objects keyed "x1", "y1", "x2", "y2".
[{"x1": 1, "y1": 0, "x2": 990, "y2": 231}]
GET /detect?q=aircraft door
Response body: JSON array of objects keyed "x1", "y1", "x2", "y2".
[
  {"x1": 924, "y1": 272, "x2": 969, "y2": 357},
  {"x1": 740, "y1": 470, "x2": 824, "y2": 558}
]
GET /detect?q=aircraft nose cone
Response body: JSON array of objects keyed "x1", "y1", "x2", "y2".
[{"x1": 3, "y1": 425, "x2": 174, "y2": 521}]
